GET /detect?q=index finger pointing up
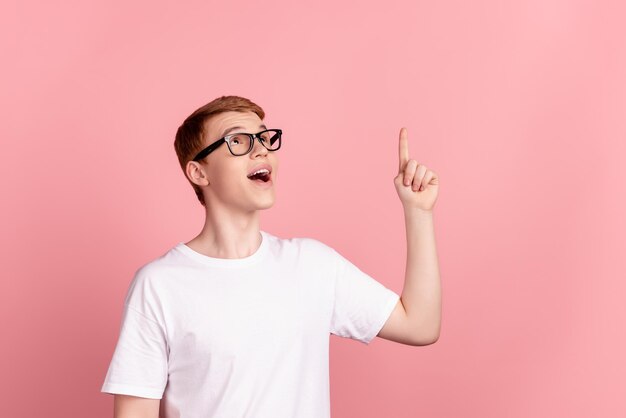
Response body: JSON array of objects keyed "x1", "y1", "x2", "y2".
[{"x1": 398, "y1": 127, "x2": 409, "y2": 174}]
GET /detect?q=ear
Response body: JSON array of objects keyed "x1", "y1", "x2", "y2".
[{"x1": 186, "y1": 160, "x2": 210, "y2": 187}]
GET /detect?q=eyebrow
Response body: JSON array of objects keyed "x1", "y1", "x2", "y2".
[{"x1": 221, "y1": 124, "x2": 267, "y2": 137}]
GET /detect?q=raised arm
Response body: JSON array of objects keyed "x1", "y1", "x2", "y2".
[{"x1": 377, "y1": 127, "x2": 442, "y2": 346}]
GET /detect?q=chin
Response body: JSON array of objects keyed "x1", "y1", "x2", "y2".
[
  {"x1": 256, "y1": 199, "x2": 276, "y2": 210},
  {"x1": 245, "y1": 194, "x2": 275, "y2": 211}
]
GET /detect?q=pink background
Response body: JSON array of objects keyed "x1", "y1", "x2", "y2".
[{"x1": 1, "y1": 0, "x2": 625, "y2": 417}]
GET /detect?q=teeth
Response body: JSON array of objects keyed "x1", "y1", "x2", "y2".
[{"x1": 248, "y1": 168, "x2": 270, "y2": 177}]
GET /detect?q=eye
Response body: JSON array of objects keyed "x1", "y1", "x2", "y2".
[{"x1": 229, "y1": 134, "x2": 247, "y2": 145}]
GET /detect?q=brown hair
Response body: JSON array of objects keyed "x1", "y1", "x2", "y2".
[{"x1": 174, "y1": 95, "x2": 266, "y2": 206}]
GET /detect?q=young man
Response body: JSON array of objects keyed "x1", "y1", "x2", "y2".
[{"x1": 101, "y1": 95, "x2": 442, "y2": 418}]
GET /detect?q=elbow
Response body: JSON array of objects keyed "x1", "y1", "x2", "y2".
[
  {"x1": 411, "y1": 333, "x2": 439, "y2": 346},
  {"x1": 428, "y1": 332, "x2": 440, "y2": 344},
  {"x1": 410, "y1": 326, "x2": 440, "y2": 346},
  {"x1": 404, "y1": 310, "x2": 441, "y2": 346}
]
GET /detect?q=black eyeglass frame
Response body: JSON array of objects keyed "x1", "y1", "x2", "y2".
[{"x1": 192, "y1": 129, "x2": 283, "y2": 161}]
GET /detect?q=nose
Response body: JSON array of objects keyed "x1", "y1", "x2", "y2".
[{"x1": 250, "y1": 135, "x2": 269, "y2": 156}]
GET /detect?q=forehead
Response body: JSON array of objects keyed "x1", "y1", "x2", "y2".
[{"x1": 204, "y1": 111, "x2": 265, "y2": 139}]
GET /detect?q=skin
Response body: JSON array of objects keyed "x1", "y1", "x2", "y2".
[
  {"x1": 184, "y1": 110, "x2": 280, "y2": 259},
  {"x1": 113, "y1": 395, "x2": 159, "y2": 418}
]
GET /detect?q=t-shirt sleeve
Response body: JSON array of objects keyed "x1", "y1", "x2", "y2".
[
  {"x1": 328, "y1": 247, "x2": 400, "y2": 345},
  {"x1": 101, "y1": 270, "x2": 169, "y2": 399}
]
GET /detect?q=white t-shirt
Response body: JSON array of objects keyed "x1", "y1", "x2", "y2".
[{"x1": 101, "y1": 229, "x2": 400, "y2": 418}]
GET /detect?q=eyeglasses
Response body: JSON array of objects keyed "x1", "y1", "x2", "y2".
[{"x1": 192, "y1": 129, "x2": 283, "y2": 161}]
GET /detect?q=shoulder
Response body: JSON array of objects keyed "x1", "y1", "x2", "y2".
[
  {"x1": 266, "y1": 230, "x2": 338, "y2": 260},
  {"x1": 126, "y1": 247, "x2": 179, "y2": 293},
  {"x1": 290, "y1": 235, "x2": 337, "y2": 257}
]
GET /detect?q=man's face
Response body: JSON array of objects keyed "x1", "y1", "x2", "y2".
[{"x1": 190, "y1": 110, "x2": 279, "y2": 213}]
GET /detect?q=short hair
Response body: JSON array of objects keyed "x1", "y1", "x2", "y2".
[{"x1": 174, "y1": 95, "x2": 266, "y2": 206}]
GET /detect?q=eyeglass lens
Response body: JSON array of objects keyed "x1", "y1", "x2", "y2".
[{"x1": 228, "y1": 130, "x2": 281, "y2": 155}]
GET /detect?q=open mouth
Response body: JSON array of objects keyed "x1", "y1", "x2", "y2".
[{"x1": 247, "y1": 170, "x2": 271, "y2": 183}]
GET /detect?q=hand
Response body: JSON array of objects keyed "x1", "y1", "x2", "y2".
[{"x1": 393, "y1": 127, "x2": 439, "y2": 212}]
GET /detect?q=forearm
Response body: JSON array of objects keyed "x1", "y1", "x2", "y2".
[{"x1": 400, "y1": 207, "x2": 442, "y2": 341}]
